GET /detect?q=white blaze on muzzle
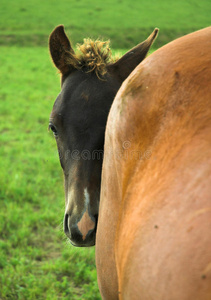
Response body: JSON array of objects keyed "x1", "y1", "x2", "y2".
[{"x1": 77, "y1": 188, "x2": 95, "y2": 240}]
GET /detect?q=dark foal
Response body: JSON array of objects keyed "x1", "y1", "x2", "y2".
[{"x1": 49, "y1": 25, "x2": 158, "y2": 247}]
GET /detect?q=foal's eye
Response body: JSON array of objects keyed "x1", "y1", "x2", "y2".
[{"x1": 49, "y1": 124, "x2": 58, "y2": 137}]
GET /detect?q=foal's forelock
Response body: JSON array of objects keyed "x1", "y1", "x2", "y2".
[{"x1": 65, "y1": 39, "x2": 116, "y2": 78}]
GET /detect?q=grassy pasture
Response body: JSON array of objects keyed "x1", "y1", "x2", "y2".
[
  {"x1": 0, "y1": 47, "x2": 101, "y2": 299},
  {"x1": 0, "y1": 0, "x2": 210, "y2": 298},
  {"x1": 0, "y1": 0, "x2": 210, "y2": 48}
]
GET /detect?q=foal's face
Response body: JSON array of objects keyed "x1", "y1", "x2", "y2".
[
  {"x1": 50, "y1": 71, "x2": 120, "y2": 246},
  {"x1": 49, "y1": 25, "x2": 158, "y2": 246}
]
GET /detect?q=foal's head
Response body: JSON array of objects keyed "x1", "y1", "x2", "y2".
[{"x1": 49, "y1": 25, "x2": 158, "y2": 246}]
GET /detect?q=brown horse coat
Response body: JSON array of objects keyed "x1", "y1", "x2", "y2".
[{"x1": 96, "y1": 27, "x2": 211, "y2": 299}]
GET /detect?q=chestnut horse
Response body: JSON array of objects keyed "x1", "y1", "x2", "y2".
[
  {"x1": 96, "y1": 27, "x2": 211, "y2": 299},
  {"x1": 49, "y1": 26, "x2": 158, "y2": 247}
]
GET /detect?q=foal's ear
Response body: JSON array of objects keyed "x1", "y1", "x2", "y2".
[
  {"x1": 49, "y1": 25, "x2": 76, "y2": 75},
  {"x1": 108, "y1": 28, "x2": 159, "y2": 82}
]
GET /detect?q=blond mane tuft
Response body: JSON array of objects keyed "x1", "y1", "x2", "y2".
[{"x1": 66, "y1": 39, "x2": 116, "y2": 78}]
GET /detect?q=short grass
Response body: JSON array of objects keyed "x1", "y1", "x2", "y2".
[
  {"x1": 0, "y1": 0, "x2": 210, "y2": 48},
  {"x1": 0, "y1": 47, "x2": 102, "y2": 299}
]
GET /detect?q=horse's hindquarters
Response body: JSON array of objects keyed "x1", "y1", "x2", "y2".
[
  {"x1": 97, "y1": 26, "x2": 211, "y2": 300},
  {"x1": 117, "y1": 167, "x2": 211, "y2": 300}
]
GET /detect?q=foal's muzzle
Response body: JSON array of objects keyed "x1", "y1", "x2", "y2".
[{"x1": 64, "y1": 212, "x2": 97, "y2": 247}]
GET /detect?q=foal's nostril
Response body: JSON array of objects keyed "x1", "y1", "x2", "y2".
[
  {"x1": 94, "y1": 214, "x2": 98, "y2": 228},
  {"x1": 64, "y1": 213, "x2": 69, "y2": 233}
]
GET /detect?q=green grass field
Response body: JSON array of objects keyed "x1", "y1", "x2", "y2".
[
  {"x1": 0, "y1": 0, "x2": 210, "y2": 299},
  {"x1": 0, "y1": 0, "x2": 210, "y2": 48},
  {"x1": 0, "y1": 47, "x2": 101, "y2": 299}
]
